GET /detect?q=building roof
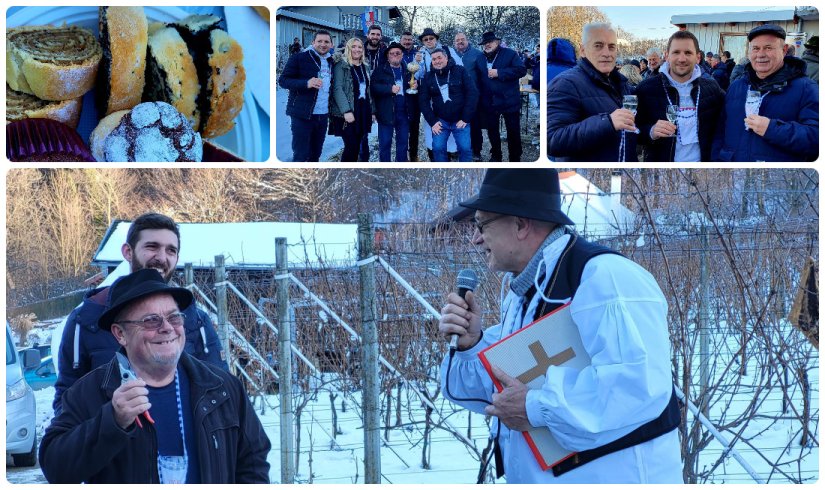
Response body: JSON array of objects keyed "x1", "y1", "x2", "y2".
[
  {"x1": 671, "y1": 9, "x2": 800, "y2": 26},
  {"x1": 92, "y1": 221, "x2": 359, "y2": 270},
  {"x1": 276, "y1": 8, "x2": 346, "y2": 31}
]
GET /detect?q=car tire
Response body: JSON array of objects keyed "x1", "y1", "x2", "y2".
[{"x1": 12, "y1": 437, "x2": 37, "y2": 467}]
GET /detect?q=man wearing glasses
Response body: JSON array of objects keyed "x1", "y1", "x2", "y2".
[
  {"x1": 40, "y1": 269, "x2": 271, "y2": 483},
  {"x1": 53, "y1": 213, "x2": 227, "y2": 416},
  {"x1": 438, "y1": 169, "x2": 681, "y2": 483}
]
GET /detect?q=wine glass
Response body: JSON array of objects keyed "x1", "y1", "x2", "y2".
[
  {"x1": 622, "y1": 95, "x2": 638, "y2": 134},
  {"x1": 744, "y1": 90, "x2": 761, "y2": 130},
  {"x1": 666, "y1": 105, "x2": 679, "y2": 137}
]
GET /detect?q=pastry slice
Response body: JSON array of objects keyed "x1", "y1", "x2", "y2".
[
  {"x1": 97, "y1": 6, "x2": 148, "y2": 115},
  {"x1": 142, "y1": 27, "x2": 200, "y2": 129},
  {"x1": 6, "y1": 84, "x2": 82, "y2": 128},
  {"x1": 6, "y1": 24, "x2": 101, "y2": 101}
]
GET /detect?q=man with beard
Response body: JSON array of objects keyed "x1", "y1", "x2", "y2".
[
  {"x1": 547, "y1": 23, "x2": 638, "y2": 161},
  {"x1": 453, "y1": 30, "x2": 485, "y2": 160},
  {"x1": 400, "y1": 31, "x2": 423, "y2": 161},
  {"x1": 713, "y1": 24, "x2": 818, "y2": 161},
  {"x1": 365, "y1": 24, "x2": 387, "y2": 77},
  {"x1": 53, "y1": 213, "x2": 226, "y2": 415},
  {"x1": 372, "y1": 42, "x2": 419, "y2": 162},
  {"x1": 279, "y1": 30, "x2": 335, "y2": 162},
  {"x1": 419, "y1": 48, "x2": 478, "y2": 161},
  {"x1": 40, "y1": 269, "x2": 270, "y2": 483},
  {"x1": 636, "y1": 30, "x2": 725, "y2": 162},
  {"x1": 475, "y1": 31, "x2": 526, "y2": 161},
  {"x1": 644, "y1": 48, "x2": 662, "y2": 79}
]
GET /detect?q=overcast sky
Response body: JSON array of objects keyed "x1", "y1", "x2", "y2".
[{"x1": 601, "y1": 6, "x2": 791, "y2": 39}]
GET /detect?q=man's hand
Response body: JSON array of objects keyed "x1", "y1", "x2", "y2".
[
  {"x1": 112, "y1": 379, "x2": 150, "y2": 429},
  {"x1": 745, "y1": 114, "x2": 770, "y2": 137},
  {"x1": 344, "y1": 112, "x2": 355, "y2": 123},
  {"x1": 650, "y1": 120, "x2": 677, "y2": 140},
  {"x1": 431, "y1": 121, "x2": 443, "y2": 135},
  {"x1": 307, "y1": 77, "x2": 323, "y2": 89},
  {"x1": 456, "y1": 120, "x2": 467, "y2": 129},
  {"x1": 488, "y1": 68, "x2": 498, "y2": 79},
  {"x1": 610, "y1": 108, "x2": 637, "y2": 132},
  {"x1": 438, "y1": 291, "x2": 480, "y2": 349},
  {"x1": 409, "y1": 79, "x2": 418, "y2": 90},
  {"x1": 392, "y1": 84, "x2": 401, "y2": 94},
  {"x1": 484, "y1": 365, "x2": 531, "y2": 431}
]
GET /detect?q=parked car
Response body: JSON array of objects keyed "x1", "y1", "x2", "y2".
[
  {"x1": 24, "y1": 354, "x2": 56, "y2": 391},
  {"x1": 6, "y1": 323, "x2": 40, "y2": 467}
]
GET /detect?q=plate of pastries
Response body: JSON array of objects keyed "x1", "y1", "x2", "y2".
[{"x1": 6, "y1": 6, "x2": 259, "y2": 162}]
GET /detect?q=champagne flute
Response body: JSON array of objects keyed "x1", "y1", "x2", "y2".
[
  {"x1": 622, "y1": 95, "x2": 638, "y2": 133},
  {"x1": 666, "y1": 104, "x2": 679, "y2": 137},
  {"x1": 744, "y1": 90, "x2": 761, "y2": 131}
]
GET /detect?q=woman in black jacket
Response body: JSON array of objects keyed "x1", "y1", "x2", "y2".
[{"x1": 329, "y1": 37, "x2": 375, "y2": 162}]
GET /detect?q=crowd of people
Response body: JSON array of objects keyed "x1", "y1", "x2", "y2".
[
  {"x1": 280, "y1": 25, "x2": 536, "y2": 162},
  {"x1": 547, "y1": 23, "x2": 819, "y2": 162}
]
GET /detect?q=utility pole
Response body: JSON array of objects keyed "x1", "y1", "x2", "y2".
[
  {"x1": 275, "y1": 238, "x2": 295, "y2": 483},
  {"x1": 358, "y1": 214, "x2": 381, "y2": 483}
]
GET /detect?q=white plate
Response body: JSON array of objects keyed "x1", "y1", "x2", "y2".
[{"x1": 7, "y1": 6, "x2": 262, "y2": 162}]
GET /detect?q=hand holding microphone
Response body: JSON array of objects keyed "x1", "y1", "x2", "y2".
[{"x1": 439, "y1": 269, "x2": 481, "y2": 353}]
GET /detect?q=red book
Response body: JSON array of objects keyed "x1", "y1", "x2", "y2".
[{"x1": 478, "y1": 303, "x2": 590, "y2": 471}]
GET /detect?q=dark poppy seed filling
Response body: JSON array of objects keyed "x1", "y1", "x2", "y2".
[
  {"x1": 170, "y1": 17, "x2": 222, "y2": 134},
  {"x1": 95, "y1": 7, "x2": 113, "y2": 115},
  {"x1": 142, "y1": 45, "x2": 174, "y2": 104}
]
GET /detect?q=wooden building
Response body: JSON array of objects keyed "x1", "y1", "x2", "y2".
[{"x1": 276, "y1": 6, "x2": 401, "y2": 51}]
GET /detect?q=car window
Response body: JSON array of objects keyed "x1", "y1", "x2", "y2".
[{"x1": 6, "y1": 329, "x2": 15, "y2": 365}]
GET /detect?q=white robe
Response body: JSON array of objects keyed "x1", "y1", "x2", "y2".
[{"x1": 441, "y1": 234, "x2": 683, "y2": 483}]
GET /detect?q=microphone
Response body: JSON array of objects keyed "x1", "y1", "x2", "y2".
[{"x1": 450, "y1": 269, "x2": 479, "y2": 352}]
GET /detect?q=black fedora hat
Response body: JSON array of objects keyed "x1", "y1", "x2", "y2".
[
  {"x1": 98, "y1": 269, "x2": 194, "y2": 331},
  {"x1": 479, "y1": 31, "x2": 502, "y2": 45},
  {"x1": 418, "y1": 28, "x2": 439, "y2": 41},
  {"x1": 460, "y1": 169, "x2": 574, "y2": 225}
]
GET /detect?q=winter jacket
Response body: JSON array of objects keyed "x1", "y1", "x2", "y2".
[
  {"x1": 547, "y1": 58, "x2": 637, "y2": 162},
  {"x1": 546, "y1": 38, "x2": 577, "y2": 84},
  {"x1": 453, "y1": 46, "x2": 485, "y2": 95},
  {"x1": 40, "y1": 352, "x2": 271, "y2": 483},
  {"x1": 278, "y1": 49, "x2": 335, "y2": 120},
  {"x1": 441, "y1": 233, "x2": 682, "y2": 483},
  {"x1": 53, "y1": 284, "x2": 227, "y2": 415},
  {"x1": 371, "y1": 61, "x2": 420, "y2": 125},
  {"x1": 330, "y1": 54, "x2": 375, "y2": 119},
  {"x1": 419, "y1": 59, "x2": 478, "y2": 125},
  {"x1": 711, "y1": 64, "x2": 730, "y2": 90},
  {"x1": 530, "y1": 54, "x2": 540, "y2": 91},
  {"x1": 475, "y1": 46, "x2": 526, "y2": 114},
  {"x1": 636, "y1": 72, "x2": 725, "y2": 162},
  {"x1": 730, "y1": 59, "x2": 749, "y2": 84},
  {"x1": 802, "y1": 50, "x2": 818, "y2": 83},
  {"x1": 713, "y1": 56, "x2": 818, "y2": 162}
]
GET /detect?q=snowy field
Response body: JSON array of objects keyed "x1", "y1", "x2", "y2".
[{"x1": 5, "y1": 320, "x2": 819, "y2": 484}]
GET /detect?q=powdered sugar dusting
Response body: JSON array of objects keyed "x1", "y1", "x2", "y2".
[
  {"x1": 104, "y1": 135, "x2": 129, "y2": 162},
  {"x1": 100, "y1": 101, "x2": 202, "y2": 162},
  {"x1": 135, "y1": 127, "x2": 176, "y2": 161},
  {"x1": 130, "y1": 102, "x2": 159, "y2": 127}
]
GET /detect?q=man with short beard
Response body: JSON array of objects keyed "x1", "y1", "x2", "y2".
[
  {"x1": 635, "y1": 30, "x2": 725, "y2": 162},
  {"x1": 713, "y1": 24, "x2": 818, "y2": 161},
  {"x1": 400, "y1": 31, "x2": 423, "y2": 161},
  {"x1": 474, "y1": 31, "x2": 526, "y2": 161},
  {"x1": 40, "y1": 269, "x2": 270, "y2": 483},
  {"x1": 365, "y1": 25, "x2": 387, "y2": 77},
  {"x1": 372, "y1": 42, "x2": 419, "y2": 161},
  {"x1": 53, "y1": 213, "x2": 226, "y2": 415}
]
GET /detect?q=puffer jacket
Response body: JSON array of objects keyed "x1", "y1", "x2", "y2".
[
  {"x1": 53, "y1": 284, "x2": 227, "y2": 415},
  {"x1": 635, "y1": 72, "x2": 725, "y2": 162},
  {"x1": 712, "y1": 56, "x2": 818, "y2": 162},
  {"x1": 278, "y1": 49, "x2": 334, "y2": 120},
  {"x1": 547, "y1": 57, "x2": 637, "y2": 162},
  {"x1": 475, "y1": 46, "x2": 526, "y2": 113},
  {"x1": 41, "y1": 352, "x2": 270, "y2": 483},
  {"x1": 371, "y1": 61, "x2": 419, "y2": 125},
  {"x1": 546, "y1": 38, "x2": 576, "y2": 84},
  {"x1": 419, "y1": 59, "x2": 478, "y2": 125},
  {"x1": 802, "y1": 50, "x2": 818, "y2": 83},
  {"x1": 329, "y1": 53, "x2": 375, "y2": 118}
]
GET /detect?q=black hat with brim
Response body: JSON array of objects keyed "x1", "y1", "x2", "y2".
[
  {"x1": 459, "y1": 169, "x2": 574, "y2": 226},
  {"x1": 748, "y1": 24, "x2": 787, "y2": 41},
  {"x1": 386, "y1": 42, "x2": 404, "y2": 54},
  {"x1": 479, "y1": 31, "x2": 502, "y2": 45},
  {"x1": 98, "y1": 269, "x2": 194, "y2": 331},
  {"x1": 419, "y1": 28, "x2": 439, "y2": 41}
]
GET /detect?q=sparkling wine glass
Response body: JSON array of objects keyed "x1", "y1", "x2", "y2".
[
  {"x1": 744, "y1": 90, "x2": 761, "y2": 130},
  {"x1": 666, "y1": 105, "x2": 679, "y2": 137},
  {"x1": 622, "y1": 95, "x2": 638, "y2": 134}
]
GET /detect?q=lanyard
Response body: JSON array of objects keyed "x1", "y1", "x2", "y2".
[
  {"x1": 662, "y1": 78, "x2": 701, "y2": 147},
  {"x1": 353, "y1": 64, "x2": 366, "y2": 85},
  {"x1": 434, "y1": 69, "x2": 451, "y2": 87}
]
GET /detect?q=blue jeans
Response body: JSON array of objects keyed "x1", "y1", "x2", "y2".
[
  {"x1": 432, "y1": 120, "x2": 472, "y2": 162},
  {"x1": 290, "y1": 115, "x2": 327, "y2": 162},
  {"x1": 378, "y1": 111, "x2": 410, "y2": 162}
]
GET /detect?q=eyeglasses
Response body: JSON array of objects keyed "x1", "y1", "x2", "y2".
[
  {"x1": 115, "y1": 312, "x2": 186, "y2": 331},
  {"x1": 422, "y1": 36, "x2": 436, "y2": 42},
  {"x1": 473, "y1": 215, "x2": 507, "y2": 234}
]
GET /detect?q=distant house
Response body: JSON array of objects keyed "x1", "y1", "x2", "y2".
[
  {"x1": 671, "y1": 7, "x2": 819, "y2": 62},
  {"x1": 276, "y1": 6, "x2": 402, "y2": 51}
]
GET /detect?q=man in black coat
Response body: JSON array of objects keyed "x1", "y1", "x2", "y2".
[
  {"x1": 475, "y1": 32, "x2": 526, "y2": 161},
  {"x1": 278, "y1": 30, "x2": 335, "y2": 161},
  {"x1": 419, "y1": 48, "x2": 478, "y2": 161},
  {"x1": 547, "y1": 23, "x2": 638, "y2": 162},
  {"x1": 710, "y1": 54, "x2": 730, "y2": 90},
  {"x1": 372, "y1": 42, "x2": 420, "y2": 162},
  {"x1": 40, "y1": 269, "x2": 271, "y2": 483},
  {"x1": 636, "y1": 30, "x2": 725, "y2": 162}
]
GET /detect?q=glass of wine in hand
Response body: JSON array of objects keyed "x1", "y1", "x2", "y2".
[
  {"x1": 622, "y1": 95, "x2": 638, "y2": 134},
  {"x1": 666, "y1": 105, "x2": 679, "y2": 137}
]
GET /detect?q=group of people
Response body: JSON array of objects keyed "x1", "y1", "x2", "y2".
[
  {"x1": 279, "y1": 25, "x2": 530, "y2": 162},
  {"x1": 547, "y1": 22, "x2": 819, "y2": 162},
  {"x1": 39, "y1": 213, "x2": 271, "y2": 483}
]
